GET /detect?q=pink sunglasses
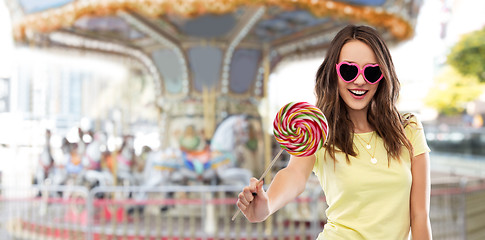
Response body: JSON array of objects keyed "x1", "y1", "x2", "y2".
[{"x1": 336, "y1": 61, "x2": 383, "y2": 84}]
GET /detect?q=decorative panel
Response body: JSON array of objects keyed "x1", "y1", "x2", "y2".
[
  {"x1": 229, "y1": 49, "x2": 261, "y2": 94},
  {"x1": 188, "y1": 47, "x2": 223, "y2": 92},
  {"x1": 338, "y1": 0, "x2": 386, "y2": 6},
  {"x1": 152, "y1": 49, "x2": 184, "y2": 94},
  {"x1": 168, "y1": 13, "x2": 237, "y2": 38},
  {"x1": 73, "y1": 16, "x2": 145, "y2": 40},
  {"x1": 18, "y1": 0, "x2": 74, "y2": 14}
]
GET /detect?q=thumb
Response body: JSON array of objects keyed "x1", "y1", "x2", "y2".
[
  {"x1": 249, "y1": 177, "x2": 259, "y2": 185},
  {"x1": 256, "y1": 179, "x2": 265, "y2": 194}
]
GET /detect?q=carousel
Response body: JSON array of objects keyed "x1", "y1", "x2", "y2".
[
  {"x1": 6, "y1": 0, "x2": 422, "y2": 182},
  {"x1": 3, "y1": 0, "x2": 422, "y2": 239}
]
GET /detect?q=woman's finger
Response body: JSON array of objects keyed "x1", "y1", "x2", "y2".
[
  {"x1": 249, "y1": 177, "x2": 259, "y2": 185},
  {"x1": 237, "y1": 201, "x2": 247, "y2": 211},
  {"x1": 257, "y1": 180, "x2": 264, "y2": 194},
  {"x1": 243, "y1": 186, "x2": 255, "y2": 201},
  {"x1": 238, "y1": 192, "x2": 250, "y2": 205},
  {"x1": 249, "y1": 178, "x2": 261, "y2": 193}
]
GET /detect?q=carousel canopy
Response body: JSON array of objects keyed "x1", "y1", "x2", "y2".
[{"x1": 5, "y1": 0, "x2": 422, "y2": 102}]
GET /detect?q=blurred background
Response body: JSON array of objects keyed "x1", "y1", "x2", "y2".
[{"x1": 0, "y1": 0, "x2": 484, "y2": 239}]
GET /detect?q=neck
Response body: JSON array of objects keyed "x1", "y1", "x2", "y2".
[{"x1": 348, "y1": 106, "x2": 373, "y2": 133}]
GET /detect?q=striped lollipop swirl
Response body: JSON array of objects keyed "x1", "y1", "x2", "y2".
[{"x1": 273, "y1": 102, "x2": 328, "y2": 157}]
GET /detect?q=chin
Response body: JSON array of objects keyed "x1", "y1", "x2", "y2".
[
  {"x1": 348, "y1": 106, "x2": 367, "y2": 111},
  {"x1": 346, "y1": 102, "x2": 370, "y2": 111}
]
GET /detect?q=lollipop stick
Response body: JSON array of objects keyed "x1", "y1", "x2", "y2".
[
  {"x1": 231, "y1": 148, "x2": 284, "y2": 221},
  {"x1": 257, "y1": 148, "x2": 284, "y2": 181}
]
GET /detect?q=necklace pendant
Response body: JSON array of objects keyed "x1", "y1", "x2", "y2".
[
  {"x1": 371, "y1": 158, "x2": 377, "y2": 164},
  {"x1": 366, "y1": 144, "x2": 371, "y2": 149}
]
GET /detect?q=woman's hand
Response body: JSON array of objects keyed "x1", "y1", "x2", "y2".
[
  {"x1": 236, "y1": 155, "x2": 315, "y2": 223},
  {"x1": 236, "y1": 177, "x2": 269, "y2": 222}
]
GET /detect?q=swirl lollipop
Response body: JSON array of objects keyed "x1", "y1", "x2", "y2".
[
  {"x1": 232, "y1": 101, "x2": 328, "y2": 221},
  {"x1": 273, "y1": 102, "x2": 328, "y2": 156}
]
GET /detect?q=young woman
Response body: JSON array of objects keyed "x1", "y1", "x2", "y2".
[{"x1": 236, "y1": 25, "x2": 432, "y2": 239}]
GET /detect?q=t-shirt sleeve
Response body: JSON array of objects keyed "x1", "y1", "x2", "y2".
[
  {"x1": 405, "y1": 115, "x2": 431, "y2": 157},
  {"x1": 313, "y1": 148, "x2": 323, "y2": 178}
]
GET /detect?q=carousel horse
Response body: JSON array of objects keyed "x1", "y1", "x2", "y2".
[
  {"x1": 65, "y1": 143, "x2": 84, "y2": 184},
  {"x1": 34, "y1": 130, "x2": 55, "y2": 186},
  {"x1": 35, "y1": 144, "x2": 55, "y2": 186},
  {"x1": 181, "y1": 115, "x2": 252, "y2": 186},
  {"x1": 130, "y1": 147, "x2": 184, "y2": 214},
  {"x1": 45, "y1": 137, "x2": 70, "y2": 189},
  {"x1": 137, "y1": 148, "x2": 184, "y2": 188},
  {"x1": 113, "y1": 135, "x2": 138, "y2": 197},
  {"x1": 34, "y1": 130, "x2": 55, "y2": 200},
  {"x1": 211, "y1": 115, "x2": 253, "y2": 186},
  {"x1": 81, "y1": 132, "x2": 114, "y2": 188},
  {"x1": 82, "y1": 132, "x2": 102, "y2": 171}
]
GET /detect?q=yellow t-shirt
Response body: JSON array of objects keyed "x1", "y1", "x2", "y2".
[{"x1": 312, "y1": 116, "x2": 430, "y2": 240}]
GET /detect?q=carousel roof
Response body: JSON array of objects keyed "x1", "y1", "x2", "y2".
[
  {"x1": 5, "y1": 0, "x2": 422, "y2": 101},
  {"x1": 9, "y1": 0, "x2": 419, "y2": 41}
]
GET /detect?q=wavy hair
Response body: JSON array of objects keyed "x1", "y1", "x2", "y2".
[{"x1": 315, "y1": 25, "x2": 414, "y2": 165}]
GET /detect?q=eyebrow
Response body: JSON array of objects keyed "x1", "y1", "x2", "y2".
[{"x1": 341, "y1": 60, "x2": 356, "y2": 63}]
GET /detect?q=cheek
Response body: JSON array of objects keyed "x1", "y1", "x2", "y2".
[
  {"x1": 337, "y1": 82, "x2": 352, "y2": 100},
  {"x1": 337, "y1": 80, "x2": 346, "y2": 94},
  {"x1": 371, "y1": 82, "x2": 380, "y2": 93},
  {"x1": 367, "y1": 83, "x2": 380, "y2": 98}
]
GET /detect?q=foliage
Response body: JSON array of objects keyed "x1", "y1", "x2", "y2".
[
  {"x1": 447, "y1": 26, "x2": 485, "y2": 82},
  {"x1": 424, "y1": 67, "x2": 485, "y2": 115}
]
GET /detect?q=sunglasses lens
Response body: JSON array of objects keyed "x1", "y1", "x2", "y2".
[
  {"x1": 339, "y1": 63, "x2": 358, "y2": 81},
  {"x1": 363, "y1": 66, "x2": 382, "y2": 83}
]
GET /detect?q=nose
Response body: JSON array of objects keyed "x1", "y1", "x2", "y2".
[{"x1": 353, "y1": 72, "x2": 366, "y2": 85}]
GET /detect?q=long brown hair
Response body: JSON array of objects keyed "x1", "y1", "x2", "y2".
[{"x1": 315, "y1": 25, "x2": 413, "y2": 165}]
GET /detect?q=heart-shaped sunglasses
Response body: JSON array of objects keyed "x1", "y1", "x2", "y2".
[{"x1": 336, "y1": 61, "x2": 383, "y2": 84}]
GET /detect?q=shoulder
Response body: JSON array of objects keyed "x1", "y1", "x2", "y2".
[
  {"x1": 402, "y1": 113, "x2": 428, "y2": 142},
  {"x1": 402, "y1": 113, "x2": 424, "y2": 131},
  {"x1": 402, "y1": 113, "x2": 431, "y2": 155}
]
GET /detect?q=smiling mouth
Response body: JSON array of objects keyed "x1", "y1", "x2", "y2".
[{"x1": 348, "y1": 89, "x2": 368, "y2": 97}]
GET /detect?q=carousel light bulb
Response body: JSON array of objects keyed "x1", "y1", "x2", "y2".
[{"x1": 344, "y1": 6, "x2": 353, "y2": 14}]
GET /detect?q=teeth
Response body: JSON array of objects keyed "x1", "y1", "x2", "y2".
[{"x1": 350, "y1": 90, "x2": 366, "y2": 95}]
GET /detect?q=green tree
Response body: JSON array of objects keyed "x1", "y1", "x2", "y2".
[
  {"x1": 447, "y1": 26, "x2": 485, "y2": 82},
  {"x1": 424, "y1": 67, "x2": 485, "y2": 115}
]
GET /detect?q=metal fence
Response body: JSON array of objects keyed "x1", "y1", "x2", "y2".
[
  {"x1": 0, "y1": 184, "x2": 326, "y2": 240},
  {"x1": 1, "y1": 179, "x2": 485, "y2": 240},
  {"x1": 429, "y1": 177, "x2": 485, "y2": 240}
]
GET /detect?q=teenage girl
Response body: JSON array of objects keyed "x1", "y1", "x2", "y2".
[{"x1": 236, "y1": 25, "x2": 432, "y2": 240}]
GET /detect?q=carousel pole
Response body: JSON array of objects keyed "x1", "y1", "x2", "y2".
[
  {"x1": 111, "y1": 117, "x2": 118, "y2": 196},
  {"x1": 202, "y1": 85, "x2": 218, "y2": 235},
  {"x1": 202, "y1": 86, "x2": 216, "y2": 142},
  {"x1": 112, "y1": 108, "x2": 122, "y2": 188},
  {"x1": 156, "y1": 99, "x2": 166, "y2": 149}
]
